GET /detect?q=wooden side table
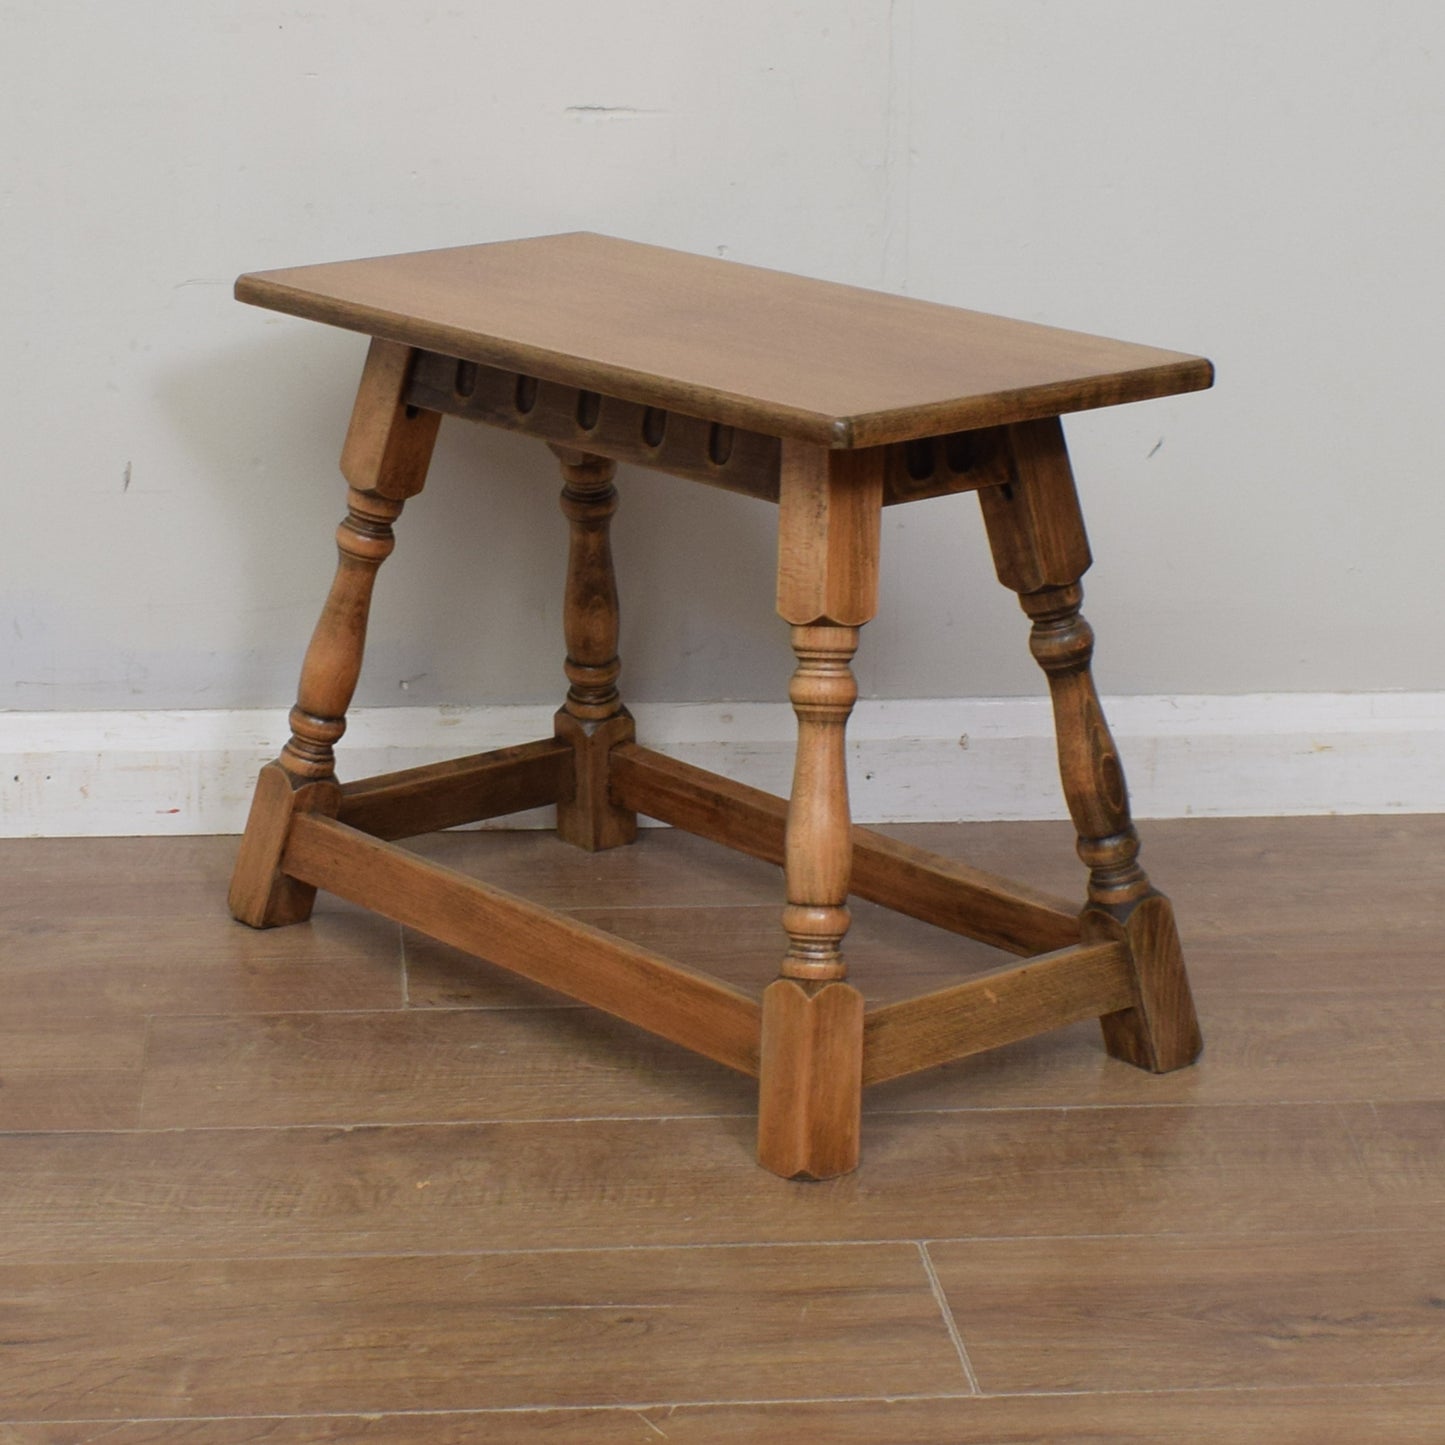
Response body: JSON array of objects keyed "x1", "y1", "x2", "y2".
[{"x1": 229, "y1": 233, "x2": 1211, "y2": 1179}]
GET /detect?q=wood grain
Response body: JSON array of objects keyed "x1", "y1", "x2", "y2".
[
  {"x1": 409, "y1": 348, "x2": 1014, "y2": 507},
  {"x1": 980, "y1": 417, "x2": 1201, "y2": 1072},
  {"x1": 869, "y1": 990, "x2": 1445, "y2": 1110},
  {"x1": 337, "y1": 738, "x2": 572, "y2": 840},
  {"x1": 861, "y1": 941, "x2": 1133, "y2": 1084},
  {"x1": 929, "y1": 1230, "x2": 1445, "y2": 1393},
  {"x1": 402, "y1": 897, "x2": 1013, "y2": 1011},
  {"x1": 5, "y1": 819, "x2": 1443, "y2": 1437},
  {"x1": 609, "y1": 746, "x2": 1080, "y2": 953},
  {"x1": 0, "y1": 1243, "x2": 961, "y2": 1421},
  {"x1": 0, "y1": 1106, "x2": 1385, "y2": 1264},
  {"x1": 282, "y1": 815, "x2": 761, "y2": 1074},
  {"x1": 337, "y1": 337, "x2": 441, "y2": 501},
  {"x1": 9, "y1": 1389, "x2": 1445, "y2": 1443},
  {"x1": 757, "y1": 978, "x2": 865, "y2": 1178},
  {"x1": 401, "y1": 825, "x2": 785, "y2": 911},
  {"x1": 407, "y1": 349, "x2": 784, "y2": 501},
  {"x1": 1343, "y1": 1100, "x2": 1445, "y2": 1230},
  {"x1": 237, "y1": 233, "x2": 1212, "y2": 446},
  {"x1": 139, "y1": 1006, "x2": 754, "y2": 1128}
]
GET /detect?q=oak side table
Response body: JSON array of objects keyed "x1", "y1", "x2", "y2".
[{"x1": 229, "y1": 233, "x2": 1211, "y2": 1179}]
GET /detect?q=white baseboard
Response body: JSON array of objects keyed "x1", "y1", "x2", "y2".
[{"x1": 2, "y1": 694, "x2": 1443, "y2": 837}]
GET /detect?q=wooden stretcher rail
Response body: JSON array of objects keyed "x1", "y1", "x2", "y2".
[
  {"x1": 337, "y1": 737, "x2": 573, "y2": 840},
  {"x1": 609, "y1": 744, "x2": 1081, "y2": 956},
  {"x1": 282, "y1": 813, "x2": 763, "y2": 1076},
  {"x1": 861, "y1": 941, "x2": 1134, "y2": 1085}
]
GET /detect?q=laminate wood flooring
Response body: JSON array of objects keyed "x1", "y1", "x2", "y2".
[{"x1": 2, "y1": 816, "x2": 1443, "y2": 1439}]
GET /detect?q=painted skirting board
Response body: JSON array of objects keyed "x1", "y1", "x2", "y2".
[{"x1": 2, "y1": 694, "x2": 1443, "y2": 837}]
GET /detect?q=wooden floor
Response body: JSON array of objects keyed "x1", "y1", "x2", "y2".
[{"x1": 3, "y1": 815, "x2": 1444, "y2": 1441}]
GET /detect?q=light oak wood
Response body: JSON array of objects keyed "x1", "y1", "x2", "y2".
[
  {"x1": 1, "y1": 1102, "x2": 1397, "y2": 1262},
  {"x1": 608, "y1": 744, "x2": 1081, "y2": 953},
  {"x1": 554, "y1": 452, "x2": 624, "y2": 726},
  {"x1": 281, "y1": 813, "x2": 761, "y2": 1075},
  {"x1": 407, "y1": 349, "x2": 784, "y2": 502},
  {"x1": 552, "y1": 450, "x2": 637, "y2": 851},
  {"x1": 227, "y1": 762, "x2": 339, "y2": 927},
  {"x1": 278, "y1": 484, "x2": 405, "y2": 787},
  {"x1": 873, "y1": 989, "x2": 1445, "y2": 1111},
  {"x1": 931, "y1": 1230, "x2": 1445, "y2": 1393},
  {"x1": 339, "y1": 337, "x2": 442, "y2": 500},
  {"x1": 401, "y1": 822, "x2": 785, "y2": 912},
  {"x1": 757, "y1": 443, "x2": 884, "y2": 1174},
  {"x1": 336, "y1": 737, "x2": 571, "y2": 839},
  {"x1": 229, "y1": 340, "x2": 440, "y2": 928},
  {"x1": 975, "y1": 415, "x2": 1092, "y2": 593},
  {"x1": 139, "y1": 1006, "x2": 755, "y2": 1129},
  {"x1": 1086, "y1": 890, "x2": 1201, "y2": 1072},
  {"x1": 626, "y1": 1390, "x2": 1445, "y2": 1445},
  {"x1": 773, "y1": 442, "x2": 882, "y2": 984},
  {"x1": 401, "y1": 893, "x2": 1018, "y2": 1014},
  {"x1": 15, "y1": 1388, "x2": 1445, "y2": 1443},
  {"x1": 779, "y1": 623, "x2": 862, "y2": 983},
  {"x1": 776, "y1": 441, "x2": 883, "y2": 629},
  {"x1": 757, "y1": 978, "x2": 866, "y2": 1179},
  {"x1": 861, "y1": 940, "x2": 1133, "y2": 1085},
  {"x1": 980, "y1": 416, "x2": 1202, "y2": 1073},
  {"x1": 409, "y1": 349, "x2": 1011, "y2": 507},
  {"x1": 0, "y1": 1243, "x2": 960, "y2": 1421},
  {"x1": 6, "y1": 806, "x2": 1439, "y2": 1445},
  {"x1": 225, "y1": 236, "x2": 1212, "y2": 1177},
  {"x1": 238, "y1": 233, "x2": 1212, "y2": 446}
]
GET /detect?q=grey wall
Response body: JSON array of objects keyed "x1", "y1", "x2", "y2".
[{"x1": 6, "y1": 1, "x2": 1442, "y2": 715}]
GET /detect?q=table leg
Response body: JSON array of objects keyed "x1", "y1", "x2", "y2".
[
  {"x1": 978, "y1": 417, "x2": 1202, "y2": 1072},
  {"x1": 229, "y1": 340, "x2": 440, "y2": 927},
  {"x1": 552, "y1": 449, "x2": 638, "y2": 851},
  {"x1": 757, "y1": 443, "x2": 882, "y2": 1179}
]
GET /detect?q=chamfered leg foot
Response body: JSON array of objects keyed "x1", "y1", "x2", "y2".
[
  {"x1": 228, "y1": 762, "x2": 340, "y2": 927},
  {"x1": 757, "y1": 977, "x2": 865, "y2": 1180},
  {"x1": 1087, "y1": 890, "x2": 1203, "y2": 1073},
  {"x1": 554, "y1": 707, "x2": 638, "y2": 852}
]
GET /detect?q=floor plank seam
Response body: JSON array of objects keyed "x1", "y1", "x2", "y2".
[
  {"x1": 14, "y1": 1093, "x2": 1427, "y2": 1144},
  {"x1": 0, "y1": 1393, "x2": 986, "y2": 1428},
  {"x1": 0, "y1": 1238, "x2": 958, "y2": 1267},
  {"x1": 917, "y1": 1240, "x2": 981, "y2": 1393},
  {"x1": 16, "y1": 1379, "x2": 1434, "y2": 1430},
  {"x1": 0, "y1": 1111, "x2": 762, "y2": 1139},
  {"x1": 12, "y1": 1225, "x2": 1440, "y2": 1271},
  {"x1": 864, "y1": 1097, "x2": 1435, "y2": 1114},
  {"x1": 141, "y1": 1002, "x2": 593, "y2": 1020},
  {"x1": 8, "y1": 824, "x2": 1445, "y2": 1423}
]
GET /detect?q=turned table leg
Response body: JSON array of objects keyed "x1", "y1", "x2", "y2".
[
  {"x1": 552, "y1": 448, "x2": 638, "y2": 851},
  {"x1": 230, "y1": 339, "x2": 440, "y2": 927},
  {"x1": 757, "y1": 443, "x2": 883, "y2": 1179},
  {"x1": 978, "y1": 417, "x2": 1202, "y2": 1071}
]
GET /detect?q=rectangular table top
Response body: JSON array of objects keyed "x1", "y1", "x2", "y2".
[{"x1": 237, "y1": 232, "x2": 1212, "y2": 448}]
